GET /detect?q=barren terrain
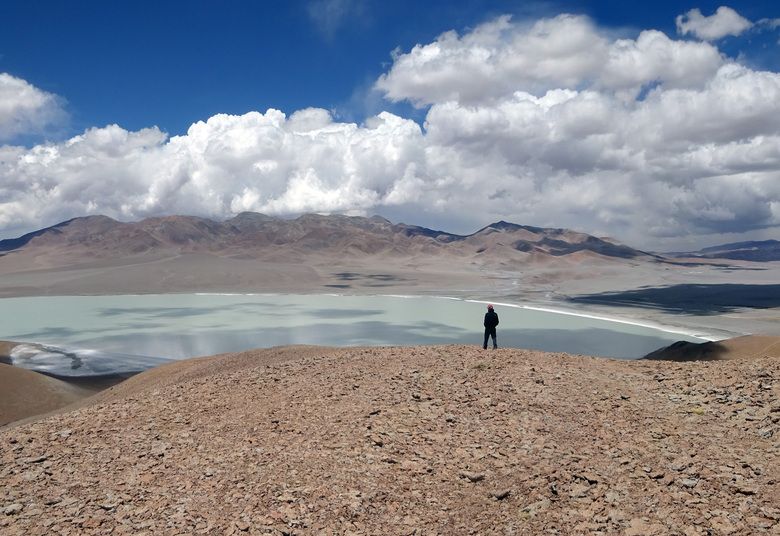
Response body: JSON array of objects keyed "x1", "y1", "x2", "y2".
[
  {"x1": 2, "y1": 213, "x2": 779, "y2": 534},
  {"x1": 2, "y1": 344, "x2": 778, "y2": 535}
]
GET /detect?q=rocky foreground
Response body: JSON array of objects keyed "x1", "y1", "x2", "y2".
[{"x1": 1, "y1": 345, "x2": 779, "y2": 535}]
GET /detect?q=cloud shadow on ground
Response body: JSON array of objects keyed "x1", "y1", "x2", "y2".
[{"x1": 568, "y1": 284, "x2": 780, "y2": 315}]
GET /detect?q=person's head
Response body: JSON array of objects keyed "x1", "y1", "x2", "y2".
[{"x1": 487, "y1": 304, "x2": 494, "y2": 311}]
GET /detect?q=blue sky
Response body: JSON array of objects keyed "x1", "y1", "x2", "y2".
[
  {"x1": 3, "y1": 0, "x2": 777, "y2": 136},
  {"x1": 1, "y1": 1, "x2": 779, "y2": 248}
]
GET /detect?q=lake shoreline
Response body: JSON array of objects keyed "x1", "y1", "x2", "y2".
[
  {"x1": 197, "y1": 290, "x2": 734, "y2": 341},
  {"x1": 1, "y1": 293, "x2": 711, "y2": 376},
  {"x1": 0, "y1": 285, "x2": 714, "y2": 428},
  {"x1": 1, "y1": 252, "x2": 777, "y2": 339},
  {"x1": 2, "y1": 288, "x2": 741, "y2": 340},
  {"x1": 0, "y1": 289, "x2": 764, "y2": 426}
]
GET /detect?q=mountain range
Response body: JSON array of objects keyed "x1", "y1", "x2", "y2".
[
  {"x1": 0, "y1": 213, "x2": 777, "y2": 330},
  {"x1": 0, "y1": 213, "x2": 654, "y2": 266}
]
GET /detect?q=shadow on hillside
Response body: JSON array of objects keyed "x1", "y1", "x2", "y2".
[{"x1": 568, "y1": 284, "x2": 780, "y2": 315}]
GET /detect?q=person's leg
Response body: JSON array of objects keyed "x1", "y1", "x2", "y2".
[
  {"x1": 491, "y1": 328, "x2": 498, "y2": 349},
  {"x1": 483, "y1": 329, "x2": 489, "y2": 349}
]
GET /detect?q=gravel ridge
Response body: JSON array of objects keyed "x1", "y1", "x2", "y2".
[{"x1": 1, "y1": 345, "x2": 778, "y2": 535}]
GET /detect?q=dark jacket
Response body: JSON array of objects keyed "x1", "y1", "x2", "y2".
[{"x1": 484, "y1": 310, "x2": 499, "y2": 329}]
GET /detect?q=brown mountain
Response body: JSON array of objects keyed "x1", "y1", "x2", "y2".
[
  {"x1": 0, "y1": 213, "x2": 661, "y2": 296},
  {"x1": 0, "y1": 213, "x2": 652, "y2": 263}
]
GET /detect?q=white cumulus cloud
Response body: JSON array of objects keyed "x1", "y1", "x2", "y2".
[
  {"x1": 676, "y1": 6, "x2": 753, "y2": 41},
  {"x1": 0, "y1": 73, "x2": 65, "y2": 141},
  {"x1": 2, "y1": 12, "x2": 780, "y2": 250},
  {"x1": 372, "y1": 14, "x2": 780, "y2": 245},
  {"x1": 0, "y1": 109, "x2": 428, "y2": 237},
  {"x1": 376, "y1": 15, "x2": 724, "y2": 106},
  {"x1": 376, "y1": 15, "x2": 609, "y2": 107}
]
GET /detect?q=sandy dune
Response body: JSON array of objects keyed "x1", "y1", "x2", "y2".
[{"x1": 1, "y1": 344, "x2": 778, "y2": 534}]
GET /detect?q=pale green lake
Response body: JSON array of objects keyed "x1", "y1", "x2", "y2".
[{"x1": 0, "y1": 293, "x2": 706, "y2": 377}]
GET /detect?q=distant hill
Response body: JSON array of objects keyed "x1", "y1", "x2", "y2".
[
  {"x1": 666, "y1": 240, "x2": 780, "y2": 262},
  {"x1": 0, "y1": 213, "x2": 654, "y2": 268},
  {"x1": 643, "y1": 335, "x2": 780, "y2": 362}
]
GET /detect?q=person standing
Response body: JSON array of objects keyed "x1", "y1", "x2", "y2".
[{"x1": 483, "y1": 304, "x2": 499, "y2": 349}]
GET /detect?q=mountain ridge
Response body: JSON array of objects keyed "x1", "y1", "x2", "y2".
[{"x1": 0, "y1": 213, "x2": 652, "y2": 263}]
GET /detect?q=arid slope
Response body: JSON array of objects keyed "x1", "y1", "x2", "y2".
[
  {"x1": 1, "y1": 345, "x2": 778, "y2": 535},
  {"x1": 0, "y1": 364, "x2": 104, "y2": 427}
]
